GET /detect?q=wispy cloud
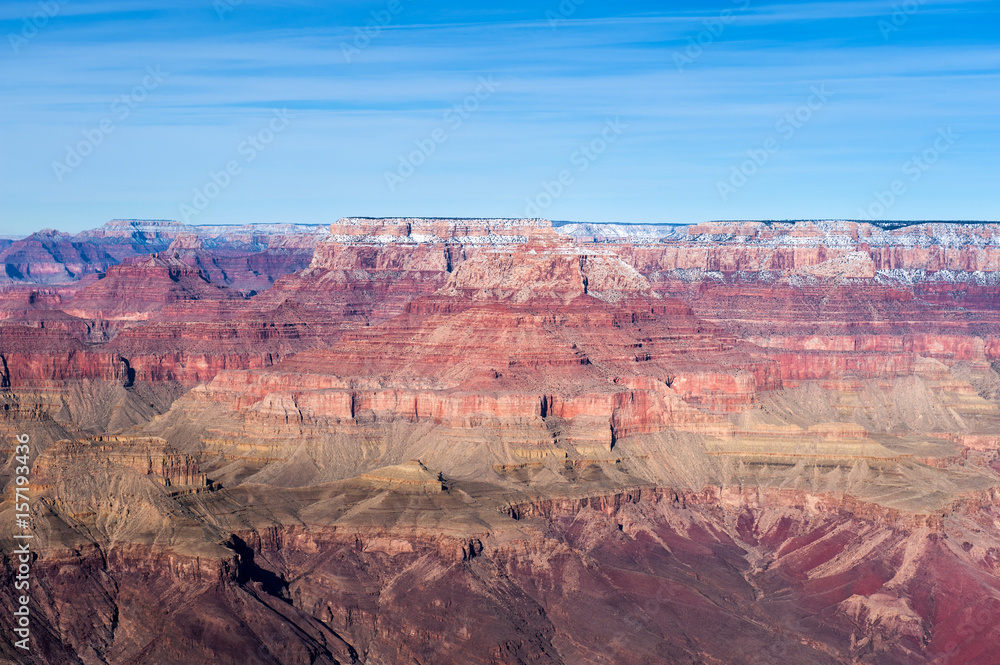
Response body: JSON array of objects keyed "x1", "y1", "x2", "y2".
[{"x1": 0, "y1": 0, "x2": 997, "y2": 233}]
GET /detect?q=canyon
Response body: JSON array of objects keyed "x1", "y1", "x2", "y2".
[{"x1": 3, "y1": 217, "x2": 1000, "y2": 664}]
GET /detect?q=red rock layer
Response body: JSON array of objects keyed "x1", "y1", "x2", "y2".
[
  {"x1": 199, "y1": 240, "x2": 780, "y2": 455},
  {"x1": 5, "y1": 218, "x2": 999, "y2": 393},
  {"x1": 2, "y1": 219, "x2": 327, "y2": 289},
  {"x1": 672, "y1": 220, "x2": 1000, "y2": 273},
  {"x1": 0, "y1": 225, "x2": 337, "y2": 386},
  {"x1": 600, "y1": 222, "x2": 1000, "y2": 383},
  {"x1": 61, "y1": 254, "x2": 241, "y2": 320},
  {"x1": 0, "y1": 230, "x2": 117, "y2": 283}
]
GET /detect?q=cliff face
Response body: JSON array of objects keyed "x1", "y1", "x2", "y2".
[
  {"x1": 0, "y1": 230, "x2": 118, "y2": 283},
  {"x1": 1, "y1": 219, "x2": 327, "y2": 289},
  {"x1": 188, "y1": 231, "x2": 776, "y2": 476},
  {"x1": 61, "y1": 254, "x2": 241, "y2": 321},
  {"x1": 657, "y1": 220, "x2": 1000, "y2": 274},
  {"x1": 3, "y1": 218, "x2": 1000, "y2": 664},
  {"x1": 0, "y1": 222, "x2": 330, "y2": 387},
  {"x1": 601, "y1": 224, "x2": 1000, "y2": 408},
  {"x1": 258, "y1": 217, "x2": 558, "y2": 323},
  {"x1": 164, "y1": 233, "x2": 317, "y2": 293}
]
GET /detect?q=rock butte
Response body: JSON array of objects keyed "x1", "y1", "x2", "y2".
[{"x1": 2, "y1": 217, "x2": 1000, "y2": 664}]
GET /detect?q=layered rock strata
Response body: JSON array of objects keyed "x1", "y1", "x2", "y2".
[{"x1": 2, "y1": 218, "x2": 1000, "y2": 664}]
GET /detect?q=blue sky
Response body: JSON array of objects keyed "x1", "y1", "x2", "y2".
[{"x1": 0, "y1": 0, "x2": 997, "y2": 235}]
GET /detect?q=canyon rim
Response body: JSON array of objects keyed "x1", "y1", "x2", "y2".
[{"x1": 2, "y1": 217, "x2": 1000, "y2": 664}]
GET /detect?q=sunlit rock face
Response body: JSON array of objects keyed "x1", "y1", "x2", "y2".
[{"x1": 3, "y1": 218, "x2": 1000, "y2": 664}]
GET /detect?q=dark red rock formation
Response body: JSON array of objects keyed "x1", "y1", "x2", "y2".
[{"x1": 9, "y1": 484, "x2": 1000, "y2": 664}]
